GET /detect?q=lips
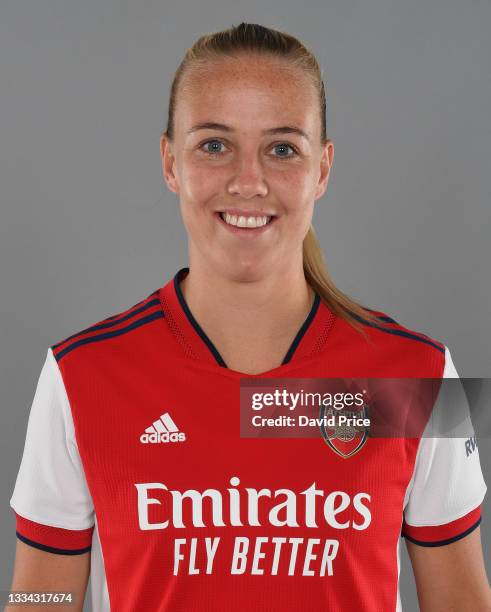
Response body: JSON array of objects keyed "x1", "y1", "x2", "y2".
[
  {"x1": 219, "y1": 212, "x2": 271, "y2": 227},
  {"x1": 214, "y1": 211, "x2": 276, "y2": 236},
  {"x1": 216, "y1": 208, "x2": 277, "y2": 218}
]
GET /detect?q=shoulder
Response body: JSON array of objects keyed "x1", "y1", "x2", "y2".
[
  {"x1": 329, "y1": 305, "x2": 448, "y2": 377},
  {"x1": 50, "y1": 288, "x2": 164, "y2": 366},
  {"x1": 364, "y1": 307, "x2": 446, "y2": 354}
]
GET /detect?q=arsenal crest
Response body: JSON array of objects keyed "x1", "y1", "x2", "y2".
[{"x1": 319, "y1": 404, "x2": 370, "y2": 458}]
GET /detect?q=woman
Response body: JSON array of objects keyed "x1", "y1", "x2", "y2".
[{"x1": 8, "y1": 23, "x2": 490, "y2": 612}]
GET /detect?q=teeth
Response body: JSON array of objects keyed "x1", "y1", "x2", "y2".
[{"x1": 221, "y1": 213, "x2": 272, "y2": 228}]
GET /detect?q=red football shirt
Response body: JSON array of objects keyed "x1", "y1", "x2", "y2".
[{"x1": 10, "y1": 267, "x2": 486, "y2": 611}]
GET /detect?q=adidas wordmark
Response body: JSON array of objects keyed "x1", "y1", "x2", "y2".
[{"x1": 140, "y1": 412, "x2": 186, "y2": 444}]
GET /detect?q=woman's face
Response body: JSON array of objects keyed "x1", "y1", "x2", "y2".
[{"x1": 161, "y1": 55, "x2": 333, "y2": 281}]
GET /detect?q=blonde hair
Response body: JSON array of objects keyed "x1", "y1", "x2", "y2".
[{"x1": 163, "y1": 22, "x2": 388, "y2": 336}]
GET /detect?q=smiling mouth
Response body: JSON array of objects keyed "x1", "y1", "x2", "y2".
[{"x1": 217, "y1": 211, "x2": 275, "y2": 229}]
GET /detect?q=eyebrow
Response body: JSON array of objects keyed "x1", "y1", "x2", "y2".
[{"x1": 186, "y1": 122, "x2": 310, "y2": 142}]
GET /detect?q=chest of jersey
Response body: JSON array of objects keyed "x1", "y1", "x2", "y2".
[
  {"x1": 52, "y1": 269, "x2": 445, "y2": 611},
  {"x1": 63, "y1": 350, "x2": 418, "y2": 611}
]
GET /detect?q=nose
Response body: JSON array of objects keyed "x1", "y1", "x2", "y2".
[{"x1": 226, "y1": 154, "x2": 269, "y2": 199}]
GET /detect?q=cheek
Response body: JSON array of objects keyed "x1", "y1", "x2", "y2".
[
  {"x1": 178, "y1": 174, "x2": 217, "y2": 239},
  {"x1": 276, "y1": 172, "x2": 316, "y2": 215},
  {"x1": 180, "y1": 162, "x2": 222, "y2": 206}
]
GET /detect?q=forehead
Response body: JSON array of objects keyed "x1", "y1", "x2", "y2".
[{"x1": 176, "y1": 56, "x2": 319, "y2": 136}]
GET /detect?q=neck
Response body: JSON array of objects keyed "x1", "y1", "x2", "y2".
[{"x1": 179, "y1": 259, "x2": 314, "y2": 349}]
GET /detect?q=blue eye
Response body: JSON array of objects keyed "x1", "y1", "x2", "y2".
[
  {"x1": 202, "y1": 140, "x2": 225, "y2": 155},
  {"x1": 272, "y1": 143, "x2": 297, "y2": 158},
  {"x1": 199, "y1": 139, "x2": 299, "y2": 159}
]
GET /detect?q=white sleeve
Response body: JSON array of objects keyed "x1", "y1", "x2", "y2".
[
  {"x1": 402, "y1": 345, "x2": 487, "y2": 545},
  {"x1": 9, "y1": 348, "x2": 95, "y2": 553}
]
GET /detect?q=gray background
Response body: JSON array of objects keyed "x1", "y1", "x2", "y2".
[{"x1": 1, "y1": 1, "x2": 490, "y2": 610}]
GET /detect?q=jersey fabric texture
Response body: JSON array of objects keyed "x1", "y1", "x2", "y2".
[{"x1": 10, "y1": 267, "x2": 487, "y2": 612}]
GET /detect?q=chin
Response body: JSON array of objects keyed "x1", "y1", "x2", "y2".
[{"x1": 219, "y1": 258, "x2": 269, "y2": 283}]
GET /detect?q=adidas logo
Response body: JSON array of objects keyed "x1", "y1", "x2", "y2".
[{"x1": 140, "y1": 412, "x2": 186, "y2": 444}]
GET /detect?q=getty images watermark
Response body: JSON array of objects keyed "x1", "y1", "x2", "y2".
[{"x1": 239, "y1": 377, "x2": 491, "y2": 442}]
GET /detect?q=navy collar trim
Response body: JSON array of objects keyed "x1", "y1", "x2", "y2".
[{"x1": 173, "y1": 267, "x2": 320, "y2": 368}]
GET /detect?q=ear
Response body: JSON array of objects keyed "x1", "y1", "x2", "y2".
[
  {"x1": 160, "y1": 134, "x2": 180, "y2": 194},
  {"x1": 314, "y1": 139, "x2": 334, "y2": 201}
]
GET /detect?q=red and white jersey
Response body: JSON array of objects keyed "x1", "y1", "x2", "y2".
[{"x1": 10, "y1": 267, "x2": 486, "y2": 611}]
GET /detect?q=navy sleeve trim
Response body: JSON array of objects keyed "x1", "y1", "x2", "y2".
[
  {"x1": 402, "y1": 516, "x2": 482, "y2": 547},
  {"x1": 16, "y1": 531, "x2": 92, "y2": 555}
]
